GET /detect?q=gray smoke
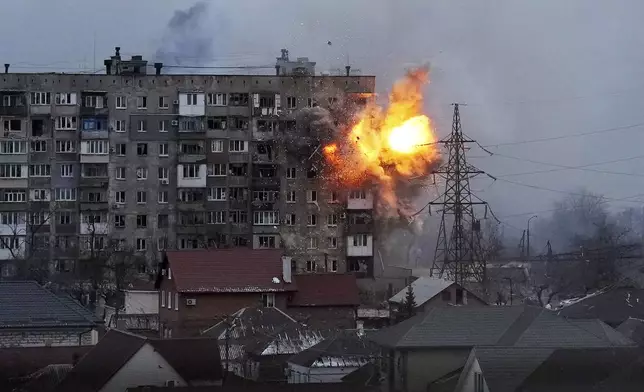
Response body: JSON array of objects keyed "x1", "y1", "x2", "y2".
[{"x1": 155, "y1": 2, "x2": 214, "y2": 67}]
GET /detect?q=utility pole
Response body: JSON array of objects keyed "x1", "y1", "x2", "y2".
[
  {"x1": 518, "y1": 230, "x2": 526, "y2": 259},
  {"x1": 429, "y1": 104, "x2": 496, "y2": 285},
  {"x1": 527, "y1": 215, "x2": 538, "y2": 259}
]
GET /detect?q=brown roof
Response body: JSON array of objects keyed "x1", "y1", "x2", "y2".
[
  {"x1": 166, "y1": 250, "x2": 296, "y2": 293},
  {"x1": 56, "y1": 330, "x2": 222, "y2": 392},
  {"x1": 290, "y1": 273, "x2": 360, "y2": 306}
]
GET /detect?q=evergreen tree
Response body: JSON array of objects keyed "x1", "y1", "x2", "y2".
[{"x1": 403, "y1": 284, "x2": 417, "y2": 318}]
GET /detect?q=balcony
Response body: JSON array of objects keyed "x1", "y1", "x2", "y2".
[
  {"x1": 252, "y1": 176, "x2": 279, "y2": 187},
  {"x1": 253, "y1": 107, "x2": 279, "y2": 117},
  {"x1": 80, "y1": 93, "x2": 108, "y2": 117},
  {"x1": 0, "y1": 93, "x2": 27, "y2": 116},
  {"x1": 345, "y1": 222, "x2": 374, "y2": 235},
  {"x1": 80, "y1": 178, "x2": 109, "y2": 188},
  {"x1": 80, "y1": 106, "x2": 109, "y2": 117}
]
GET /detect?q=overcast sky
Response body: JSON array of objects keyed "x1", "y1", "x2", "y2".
[{"x1": 2, "y1": 0, "x2": 644, "y2": 238}]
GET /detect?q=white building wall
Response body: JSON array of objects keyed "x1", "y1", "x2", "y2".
[
  {"x1": 124, "y1": 290, "x2": 159, "y2": 314},
  {"x1": 99, "y1": 342, "x2": 186, "y2": 392},
  {"x1": 178, "y1": 93, "x2": 206, "y2": 116},
  {"x1": 347, "y1": 191, "x2": 374, "y2": 210},
  {"x1": 177, "y1": 164, "x2": 207, "y2": 187},
  {"x1": 346, "y1": 234, "x2": 374, "y2": 257},
  {"x1": 458, "y1": 358, "x2": 489, "y2": 392}
]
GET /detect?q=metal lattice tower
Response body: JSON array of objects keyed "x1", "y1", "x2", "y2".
[{"x1": 430, "y1": 104, "x2": 489, "y2": 285}]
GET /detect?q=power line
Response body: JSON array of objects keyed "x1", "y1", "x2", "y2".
[{"x1": 482, "y1": 122, "x2": 644, "y2": 148}]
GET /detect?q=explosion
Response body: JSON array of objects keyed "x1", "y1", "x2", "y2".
[{"x1": 323, "y1": 66, "x2": 440, "y2": 212}]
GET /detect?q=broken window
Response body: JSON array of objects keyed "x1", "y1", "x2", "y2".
[
  {"x1": 207, "y1": 117, "x2": 227, "y2": 130},
  {"x1": 228, "y1": 164, "x2": 248, "y2": 177},
  {"x1": 257, "y1": 120, "x2": 278, "y2": 132},
  {"x1": 179, "y1": 142, "x2": 204, "y2": 155},
  {"x1": 3, "y1": 120, "x2": 21, "y2": 132},
  {"x1": 231, "y1": 236, "x2": 249, "y2": 247},
  {"x1": 229, "y1": 117, "x2": 249, "y2": 130},
  {"x1": 31, "y1": 119, "x2": 45, "y2": 137},
  {"x1": 229, "y1": 93, "x2": 249, "y2": 107},
  {"x1": 229, "y1": 187, "x2": 248, "y2": 201}
]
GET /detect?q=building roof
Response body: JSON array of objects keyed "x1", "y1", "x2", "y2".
[
  {"x1": 473, "y1": 347, "x2": 555, "y2": 392},
  {"x1": 289, "y1": 274, "x2": 360, "y2": 306},
  {"x1": 555, "y1": 287, "x2": 644, "y2": 326},
  {"x1": 288, "y1": 330, "x2": 379, "y2": 368},
  {"x1": 369, "y1": 305, "x2": 635, "y2": 349},
  {"x1": 617, "y1": 317, "x2": 644, "y2": 346},
  {"x1": 388, "y1": 277, "x2": 453, "y2": 305},
  {"x1": 516, "y1": 347, "x2": 644, "y2": 392},
  {"x1": 165, "y1": 249, "x2": 296, "y2": 293},
  {"x1": 0, "y1": 281, "x2": 100, "y2": 329},
  {"x1": 55, "y1": 330, "x2": 222, "y2": 392},
  {"x1": 125, "y1": 385, "x2": 379, "y2": 392}
]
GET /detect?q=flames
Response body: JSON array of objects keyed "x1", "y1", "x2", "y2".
[{"x1": 323, "y1": 67, "x2": 440, "y2": 211}]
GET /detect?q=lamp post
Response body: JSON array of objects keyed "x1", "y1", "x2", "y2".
[{"x1": 527, "y1": 215, "x2": 538, "y2": 259}]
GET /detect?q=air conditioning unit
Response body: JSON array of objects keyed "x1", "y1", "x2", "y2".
[
  {"x1": 186, "y1": 298, "x2": 196, "y2": 306},
  {"x1": 173, "y1": 100, "x2": 180, "y2": 105},
  {"x1": 160, "y1": 179, "x2": 169, "y2": 185},
  {"x1": 171, "y1": 120, "x2": 179, "y2": 126}
]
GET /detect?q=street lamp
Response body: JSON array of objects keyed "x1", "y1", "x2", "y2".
[{"x1": 527, "y1": 215, "x2": 538, "y2": 259}]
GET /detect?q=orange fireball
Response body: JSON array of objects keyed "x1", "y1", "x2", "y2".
[{"x1": 323, "y1": 67, "x2": 439, "y2": 209}]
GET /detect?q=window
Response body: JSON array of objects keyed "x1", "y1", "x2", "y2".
[
  {"x1": 328, "y1": 237, "x2": 338, "y2": 249},
  {"x1": 114, "y1": 215, "x2": 125, "y2": 228},
  {"x1": 182, "y1": 164, "x2": 200, "y2": 178},
  {"x1": 0, "y1": 212, "x2": 25, "y2": 225},
  {"x1": 84, "y1": 95, "x2": 104, "y2": 108},
  {"x1": 60, "y1": 164, "x2": 73, "y2": 177},
  {"x1": 287, "y1": 96, "x2": 297, "y2": 109},
  {"x1": 83, "y1": 140, "x2": 108, "y2": 154},
  {"x1": 207, "y1": 117, "x2": 227, "y2": 130},
  {"x1": 136, "y1": 143, "x2": 148, "y2": 156},
  {"x1": 55, "y1": 116, "x2": 77, "y2": 130},
  {"x1": 116, "y1": 191, "x2": 126, "y2": 204},
  {"x1": 207, "y1": 93, "x2": 227, "y2": 106},
  {"x1": 115, "y1": 167, "x2": 126, "y2": 180},
  {"x1": 208, "y1": 187, "x2": 227, "y2": 201},
  {"x1": 211, "y1": 140, "x2": 224, "y2": 153},
  {"x1": 29, "y1": 164, "x2": 51, "y2": 177},
  {"x1": 285, "y1": 213, "x2": 296, "y2": 226},
  {"x1": 137, "y1": 120, "x2": 147, "y2": 132},
  {"x1": 286, "y1": 191, "x2": 296, "y2": 203},
  {"x1": 474, "y1": 372, "x2": 484, "y2": 392},
  {"x1": 136, "y1": 238, "x2": 147, "y2": 251},
  {"x1": 55, "y1": 188, "x2": 76, "y2": 201},
  {"x1": 307, "y1": 214, "x2": 317, "y2": 226},
  {"x1": 55, "y1": 140, "x2": 75, "y2": 153},
  {"x1": 158, "y1": 96, "x2": 169, "y2": 108},
  {"x1": 229, "y1": 93, "x2": 249, "y2": 106},
  {"x1": 136, "y1": 96, "x2": 147, "y2": 109},
  {"x1": 161, "y1": 290, "x2": 166, "y2": 307},
  {"x1": 0, "y1": 237, "x2": 21, "y2": 250},
  {"x1": 306, "y1": 260, "x2": 317, "y2": 272},
  {"x1": 115, "y1": 96, "x2": 126, "y2": 109},
  {"x1": 231, "y1": 117, "x2": 249, "y2": 130},
  {"x1": 114, "y1": 120, "x2": 125, "y2": 132},
  {"x1": 0, "y1": 141, "x2": 26, "y2": 154},
  {"x1": 30, "y1": 92, "x2": 51, "y2": 105},
  {"x1": 158, "y1": 167, "x2": 169, "y2": 180},
  {"x1": 3, "y1": 190, "x2": 26, "y2": 202},
  {"x1": 229, "y1": 140, "x2": 247, "y2": 152},
  {"x1": 353, "y1": 234, "x2": 369, "y2": 247},
  {"x1": 136, "y1": 215, "x2": 148, "y2": 228},
  {"x1": 3, "y1": 119, "x2": 21, "y2": 132},
  {"x1": 330, "y1": 191, "x2": 339, "y2": 203},
  {"x1": 115, "y1": 143, "x2": 126, "y2": 156},
  {"x1": 207, "y1": 211, "x2": 226, "y2": 224},
  {"x1": 30, "y1": 140, "x2": 47, "y2": 152},
  {"x1": 286, "y1": 167, "x2": 296, "y2": 179},
  {"x1": 80, "y1": 118, "x2": 107, "y2": 131},
  {"x1": 136, "y1": 191, "x2": 147, "y2": 204},
  {"x1": 327, "y1": 214, "x2": 338, "y2": 227},
  {"x1": 307, "y1": 190, "x2": 318, "y2": 203},
  {"x1": 31, "y1": 189, "x2": 50, "y2": 201},
  {"x1": 261, "y1": 293, "x2": 275, "y2": 308},
  {"x1": 157, "y1": 214, "x2": 169, "y2": 228},
  {"x1": 175, "y1": 293, "x2": 179, "y2": 310},
  {"x1": 0, "y1": 164, "x2": 24, "y2": 178},
  {"x1": 159, "y1": 143, "x2": 169, "y2": 156},
  {"x1": 55, "y1": 93, "x2": 77, "y2": 105},
  {"x1": 307, "y1": 237, "x2": 318, "y2": 249},
  {"x1": 157, "y1": 237, "x2": 168, "y2": 251},
  {"x1": 258, "y1": 236, "x2": 276, "y2": 249},
  {"x1": 253, "y1": 211, "x2": 279, "y2": 225},
  {"x1": 158, "y1": 191, "x2": 168, "y2": 204},
  {"x1": 186, "y1": 94, "x2": 198, "y2": 105},
  {"x1": 136, "y1": 167, "x2": 148, "y2": 180},
  {"x1": 207, "y1": 163, "x2": 226, "y2": 177},
  {"x1": 350, "y1": 190, "x2": 367, "y2": 199},
  {"x1": 159, "y1": 120, "x2": 168, "y2": 132},
  {"x1": 167, "y1": 291, "x2": 172, "y2": 309}
]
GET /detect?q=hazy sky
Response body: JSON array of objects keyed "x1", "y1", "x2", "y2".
[{"x1": 2, "y1": 0, "x2": 644, "y2": 240}]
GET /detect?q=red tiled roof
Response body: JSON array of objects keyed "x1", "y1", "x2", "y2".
[
  {"x1": 290, "y1": 274, "x2": 360, "y2": 306},
  {"x1": 166, "y1": 249, "x2": 296, "y2": 293}
]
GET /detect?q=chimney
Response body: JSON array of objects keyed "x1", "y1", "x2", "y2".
[
  {"x1": 4, "y1": 64, "x2": 9, "y2": 74},
  {"x1": 345, "y1": 65, "x2": 351, "y2": 76},
  {"x1": 275, "y1": 65, "x2": 280, "y2": 76},
  {"x1": 115, "y1": 46, "x2": 121, "y2": 57},
  {"x1": 104, "y1": 60, "x2": 112, "y2": 75},
  {"x1": 281, "y1": 256, "x2": 292, "y2": 283},
  {"x1": 154, "y1": 62, "x2": 163, "y2": 75}
]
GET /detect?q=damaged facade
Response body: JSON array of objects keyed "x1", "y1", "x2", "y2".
[{"x1": 0, "y1": 47, "x2": 376, "y2": 279}]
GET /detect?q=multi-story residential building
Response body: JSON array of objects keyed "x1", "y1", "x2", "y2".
[{"x1": 0, "y1": 47, "x2": 376, "y2": 279}]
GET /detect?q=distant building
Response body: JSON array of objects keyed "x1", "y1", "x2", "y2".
[
  {"x1": 555, "y1": 286, "x2": 644, "y2": 327},
  {"x1": 388, "y1": 276, "x2": 487, "y2": 314},
  {"x1": 0, "y1": 281, "x2": 101, "y2": 347}
]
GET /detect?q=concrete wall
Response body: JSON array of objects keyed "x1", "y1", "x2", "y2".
[
  {"x1": 124, "y1": 290, "x2": 159, "y2": 314},
  {"x1": 0, "y1": 328, "x2": 97, "y2": 347},
  {"x1": 287, "y1": 362, "x2": 361, "y2": 383}
]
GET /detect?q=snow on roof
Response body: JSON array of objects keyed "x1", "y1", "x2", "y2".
[{"x1": 389, "y1": 277, "x2": 453, "y2": 305}]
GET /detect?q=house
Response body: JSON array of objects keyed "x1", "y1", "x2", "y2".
[
  {"x1": 356, "y1": 307, "x2": 391, "y2": 329},
  {"x1": 555, "y1": 286, "x2": 644, "y2": 327},
  {"x1": 124, "y1": 279, "x2": 159, "y2": 315},
  {"x1": 0, "y1": 281, "x2": 101, "y2": 347},
  {"x1": 55, "y1": 329, "x2": 223, "y2": 392},
  {"x1": 157, "y1": 250, "x2": 297, "y2": 337},
  {"x1": 369, "y1": 306, "x2": 635, "y2": 392},
  {"x1": 388, "y1": 277, "x2": 487, "y2": 314},
  {"x1": 286, "y1": 330, "x2": 379, "y2": 384},
  {"x1": 516, "y1": 347, "x2": 644, "y2": 391},
  {"x1": 287, "y1": 273, "x2": 360, "y2": 329},
  {"x1": 201, "y1": 307, "x2": 325, "y2": 383},
  {"x1": 0, "y1": 345, "x2": 91, "y2": 391}
]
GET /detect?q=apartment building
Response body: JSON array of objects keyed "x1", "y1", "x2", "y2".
[{"x1": 0, "y1": 47, "x2": 376, "y2": 279}]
